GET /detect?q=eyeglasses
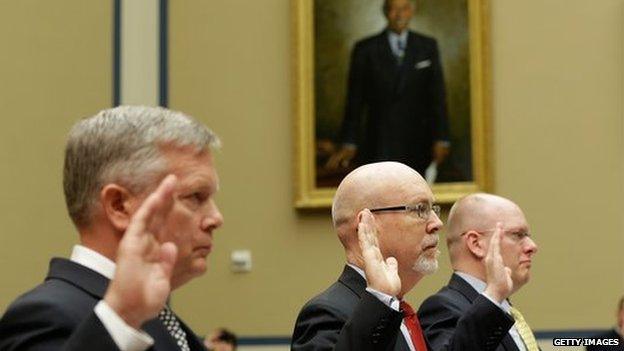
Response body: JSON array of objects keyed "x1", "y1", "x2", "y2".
[{"x1": 369, "y1": 203, "x2": 441, "y2": 221}]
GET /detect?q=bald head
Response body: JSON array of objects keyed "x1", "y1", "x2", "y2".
[
  {"x1": 332, "y1": 162, "x2": 428, "y2": 247},
  {"x1": 447, "y1": 193, "x2": 523, "y2": 250},
  {"x1": 446, "y1": 193, "x2": 538, "y2": 293}
]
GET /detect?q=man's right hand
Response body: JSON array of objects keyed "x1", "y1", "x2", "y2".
[
  {"x1": 325, "y1": 145, "x2": 357, "y2": 170},
  {"x1": 484, "y1": 223, "x2": 513, "y2": 303},
  {"x1": 103, "y1": 175, "x2": 179, "y2": 329},
  {"x1": 357, "y1": 209, "x2": 401, "y2": 297}
]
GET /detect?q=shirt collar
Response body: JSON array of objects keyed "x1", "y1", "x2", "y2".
[
  {"x1": 387, "y1": 29, "x2": 408, "y2": 42},
  {"x1": 71, "y1": 245, "x2": 116, "y2": 279}
]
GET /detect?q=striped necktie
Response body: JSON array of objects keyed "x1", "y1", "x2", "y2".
[
  {"x1": 159, "y1": 307, "x2": 191, "y2": 351},
  {"x1": 509, "y1": 306, "x2": 539, "y2": 351}
]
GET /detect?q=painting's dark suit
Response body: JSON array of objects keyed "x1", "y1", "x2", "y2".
[
  {"x1": 417, "y1": 273, "x2": 519, "y2": 351},
  {"x1": 0, "y1": 258, "x2": 206, "y2": 351},
  {"x1": 291, "y1": 265, "x2": 414, "y2": 351},
  {"x1": 339, "y1": 30, "x2": 450, "y2": 175},
  {"x1": 586, "y1": 329, "x2": 624, "y2": 351}
]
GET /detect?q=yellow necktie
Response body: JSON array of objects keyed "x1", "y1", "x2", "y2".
[{"x1": 509, "y1": 307, "x2": 539, "y2": 351}]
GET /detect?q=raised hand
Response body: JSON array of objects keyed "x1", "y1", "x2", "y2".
[
  {"x1": 357, "y1": 209, "x2": 401, "y2": 297},
  {"x1": 104, "y1": 175, "x2": 179, "y2": 328},
  {"x1": 484, "y1": 222, "x2": 513, "y2": 303}
]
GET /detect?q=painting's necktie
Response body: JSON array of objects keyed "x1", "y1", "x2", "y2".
[
  {"x1": 400, "y1": 301, "x2": 428, "y2": 351},
  {"x1": 396, "y1": 38, "x2": 406, "y2": 63},
  {"x1": 159, "y1": 306, "x2": 191, "y2": 351},
  {"x1": 510, "y1": 306, "x2": 539, "y2": 351}
]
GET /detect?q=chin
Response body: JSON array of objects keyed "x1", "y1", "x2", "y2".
[
  {"x1": 413, "y1": 256, "x2": 439, "y2": 275},
  {"x1": 191, "y1": 259, "x2": 208, "y2": 275}
]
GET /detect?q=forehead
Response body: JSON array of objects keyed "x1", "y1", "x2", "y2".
[
  {"x1": 386, "y1": 175, "x2": 433, "y2": 204},
  {"x1": 496, "y1": 204, "x2": 528, "y2": 230},
  {"x1": 161, "y1": 147, "x2": 218, "y2": 186}
]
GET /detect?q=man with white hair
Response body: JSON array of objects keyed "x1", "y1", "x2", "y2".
[
  {"x1": 291, "y1": 161, "x2": 444, "y2": 351},
  {"x1": 418, "y1": 193, "x2": 539, "y2": 351},
  {"x1": 0, "y1": 106, "x2": 224, "y2": 350}
]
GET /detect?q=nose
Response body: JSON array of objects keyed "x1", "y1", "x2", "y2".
[
  {"x1": 427, "y1": 211, "x2": 443, "y2": 234},
  {"x1": 201, "y1": 201, "x2": 224, "y2": 234},
  {"x1": 525, "y1": 237, "x2": 538, "y2": 256}
]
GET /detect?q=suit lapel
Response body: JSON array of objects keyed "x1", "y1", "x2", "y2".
[
  {"x1": 374, "y1": 31, "x2": 403, "y2": 97},
  {"x1": 339, "y1": 266, "x2": 415, "y2": 351},
  {"x1": 178, "y1": 317, "x2": 206, "y2": 351},
  {"x1": 46, "y1": 258, "x2": 205, "y2": 351},
  {"x1": 395, "y1": 32, "x2": 419, "y2": 95},
  {"x1": 142, "y1": 309, "x2": 207, "y2": 351},
  {"x1": 448, "y1": 274, "x2": 520, "y2": 351},
  {"x1": 376, "y1": 31, "x2": 399, "y2": 69},
  {"x1": 143, "y1": 318, "x2": 183, "y2": 351}
]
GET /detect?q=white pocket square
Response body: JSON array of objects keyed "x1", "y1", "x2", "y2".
[{"x1": 415, "y1": 59, "x2": 431, "y2": 69}]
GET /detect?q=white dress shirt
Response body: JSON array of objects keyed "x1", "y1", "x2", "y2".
[
  {"x1": 454, "y1": 271, "x2": 527, "y2": 351},
  {"x1": 71, "y1": 245, "x2": 154, "y2": 351},
  {"x1": 347, "y1": 263, "x2": 416, "y2": 351},
  {"x1": 387, "y1": 30, "x2": 409, "y2": 58}
]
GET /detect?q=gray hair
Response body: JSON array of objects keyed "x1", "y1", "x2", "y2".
[{"x1": 63, "y1": 105, "x2": 220, "y2": 227}]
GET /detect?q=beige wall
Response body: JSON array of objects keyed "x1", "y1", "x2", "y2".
[
  {"x1": 0, "y1": 1, "x2": 111, "y2": 310},
  {"x1": 0, "y1": 0, "x2": 622, "y2": 340}
]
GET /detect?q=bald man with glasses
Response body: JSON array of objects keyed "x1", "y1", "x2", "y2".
[
  {"x1": 417, "y1": 193, "x2": 540, "y2": 351},
  {"x1": 292, "y1": 162, "x2": 493, "y2": 351}
]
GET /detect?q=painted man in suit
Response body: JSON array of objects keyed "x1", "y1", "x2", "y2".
[
  {"x1": 327, "y1": 0, "x2": 450, "y2": 177},
  {"x1": 418, "y1": 193, "x2": 540, "y2": 351},
  {"x1": 0, "y1": 106, "x2": 224, "y2": 350}
]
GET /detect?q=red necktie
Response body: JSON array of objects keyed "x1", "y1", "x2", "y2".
[{"x1": 400, "y1": 301, "x2": 428, "y2": 351}]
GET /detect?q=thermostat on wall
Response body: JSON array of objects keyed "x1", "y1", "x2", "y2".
[{"x1": 230, "y1": 250, "x2": 252, "y2": 273}]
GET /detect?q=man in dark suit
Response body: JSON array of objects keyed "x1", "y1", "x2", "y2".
[
  {"x1": 586, "y1": 296, "x2": 624, "y2": 351},
  {"x1": 0, "y1": 106, "x2": 224, "y2": 350},
  {"x1": 418, "y1": 193, "x2": 540, "y2": 351},
  {"x1": 327, "y1": 0, "x2": 450, "y2": 177},
  {"x1": 292, "y1": 163, "x2": 515, "y2": 351}
]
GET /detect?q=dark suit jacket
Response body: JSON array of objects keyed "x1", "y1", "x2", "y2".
[
  {"x1": 0, "y1": 258, "x2": 206, "y2": 351},
  {"x1": 417, "y1": 273, "x2": 519, "y2": 351},
  {"x1": 291, "y1": 265, "x2": 414, "y2": 351},
  {"x1": 339, "y1": 30, "x2": 450, "y2": 175},
  {"x1": 586, "y1": 329, "x2": 624, "y2": 351}
]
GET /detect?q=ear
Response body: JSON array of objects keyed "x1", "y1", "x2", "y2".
[
  {"x1": 464, "y1": 231, "x2": 487, "y2": 259},
  {"x1": 100, "y1": 184, "x2": 137, "y2": 232}
]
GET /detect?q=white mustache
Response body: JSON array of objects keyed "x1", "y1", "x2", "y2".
[{"x1": 421, "y1": 235, "x2": 439, "y2": 249}]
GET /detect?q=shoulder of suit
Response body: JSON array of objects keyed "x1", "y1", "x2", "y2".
[
  {"x1": 407, "y1": 30, "x2": 439, "y2": 48},
  {"x1": 353, "y1": 31, "x2": 387, "y2": 48},
  {"x1": 2, "y1": 277, "x2": 97, "y2": 323},
  {"x1": 418, "y1": 284, "x2": 468, "y2": 314},
  {"x1": 298, "y1": 280, "x2": 360, "y2": 316}
]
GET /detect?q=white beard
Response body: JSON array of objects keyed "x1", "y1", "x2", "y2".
[{"x1": 413, "y1": 249, "x2": 440, "y2": 275}]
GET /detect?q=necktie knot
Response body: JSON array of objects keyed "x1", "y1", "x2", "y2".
[
  {"x1": 397, "y1": 38, "x2": 405, "y2": 51},
  {"x1": 400, "y1": 301, "x2": 416, "y2": 318}
]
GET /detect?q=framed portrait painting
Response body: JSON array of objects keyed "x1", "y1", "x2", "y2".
[{"x1": 293, "y1": 0, "x2": 492, "y2": 208}]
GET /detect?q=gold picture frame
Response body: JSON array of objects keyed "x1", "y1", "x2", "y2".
[{"x1": 293, "y1": 0, "x2": 492, "y2": 208}]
